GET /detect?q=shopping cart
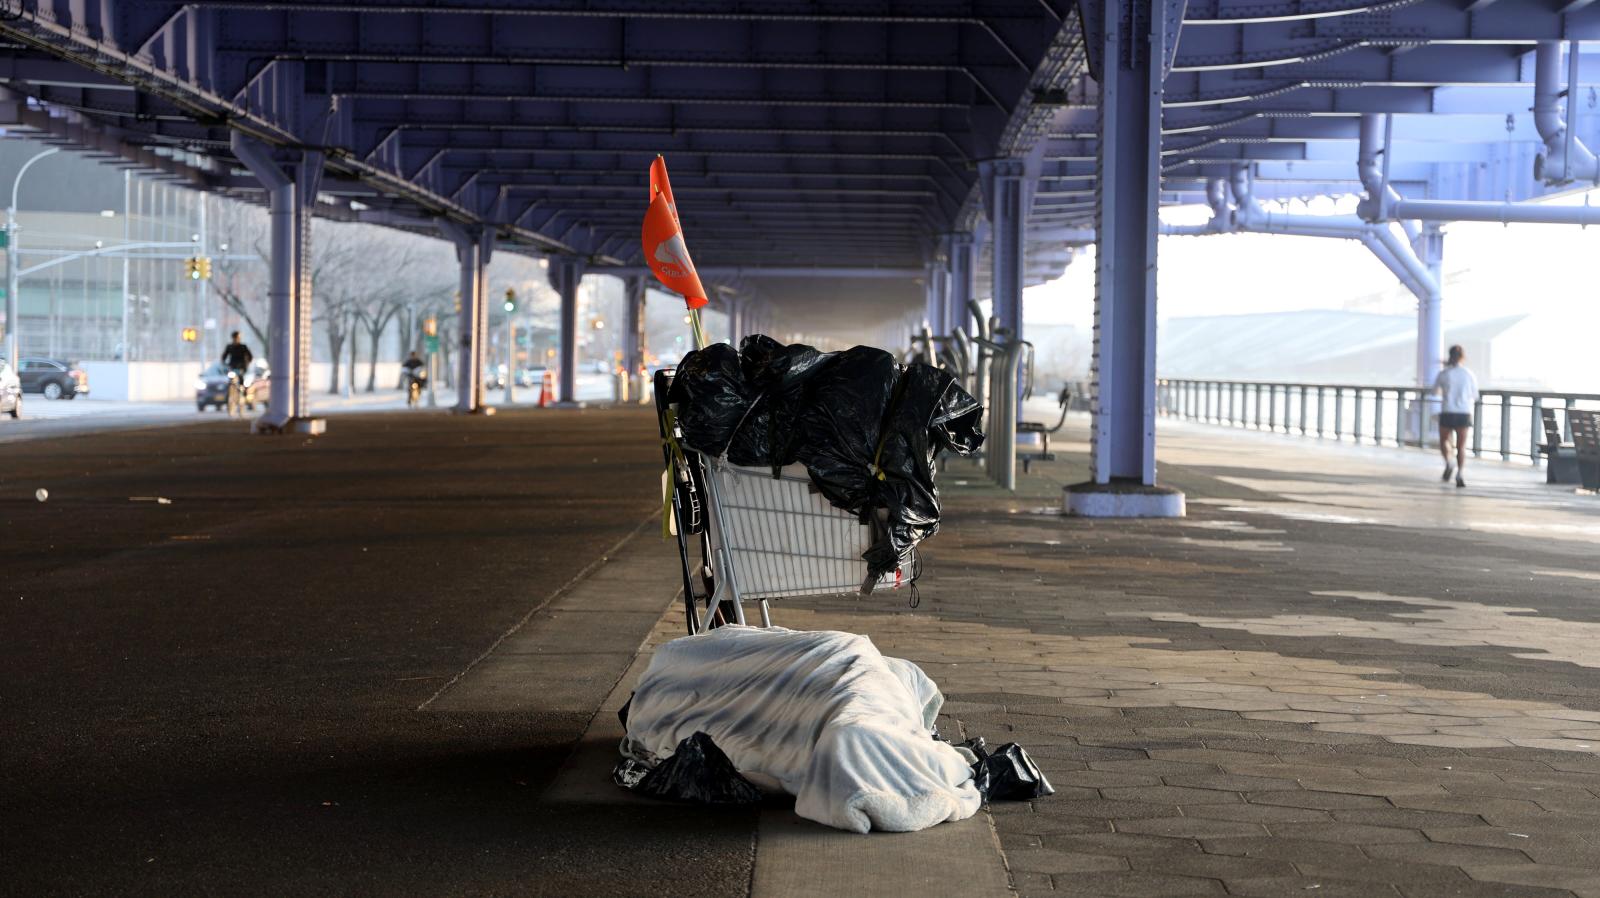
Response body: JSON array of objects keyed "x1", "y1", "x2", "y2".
[{"x1": 654, "y1": 368, "x2": 917, "y2": 634}]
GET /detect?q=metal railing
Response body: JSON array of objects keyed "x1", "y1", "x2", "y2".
[{"x1": 1157, "y1": 378, "x2": 1600, "y2": 465}]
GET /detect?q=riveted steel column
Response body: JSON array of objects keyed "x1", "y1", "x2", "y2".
[
  {"x1": 1066, "y1": 0, "x2": 1185, "y2": 517},
  {"x1": 437, "y1": 222, "x2": 493, "y2": 414},
  {"x1": 230, "y1": 133, "x2": 324, "y2": 434},
  {"x1": 550, "y1": 256, "x2": 584, "y2": 403},
  {"x1": 623, "y1": 275, "x2": 646, "y2": 395},
  {"x1": 981, "y1": 160, "x2": 1028, "y2": 341},
  {"x1": 947, "y1": 232, "x2": 974, "y2": 336}
]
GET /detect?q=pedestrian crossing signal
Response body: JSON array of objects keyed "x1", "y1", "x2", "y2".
[{"x1": 180, "y1": 327, "x2": 198, "y2": 342}]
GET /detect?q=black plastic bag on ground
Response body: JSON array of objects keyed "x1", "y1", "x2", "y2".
[
  {"x1": 966, "y1": 740, "x2": 1055, "y2": 802},
  {"x1": 613, "y1": 731, "x2": 762, "y2": 805}
]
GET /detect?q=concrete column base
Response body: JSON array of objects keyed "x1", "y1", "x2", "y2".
[
  {"x1": 1064, "y1": 480, "x2": 1185, "y2": 518},
  {"x1": 252, "y1": 417, "x2": 327, "y2": 436},
  {"x1": 450, "y1": 405, "x2": 496, "y2": 416}
]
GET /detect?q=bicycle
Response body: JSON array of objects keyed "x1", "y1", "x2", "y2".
[{"x1": 225, "y1": 370, "x2": 246, "y2": 418}]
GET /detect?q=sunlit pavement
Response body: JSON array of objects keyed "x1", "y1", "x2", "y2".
[
  {"x1": 7, "y1": 405, "x2": 1600, "y2": 896},
  {"x1": 0, "y1": 373, "x2": 626, "y2": 443},
  {"x1": 788, "y1": 411, "x2": 1600, "y2": 898}
]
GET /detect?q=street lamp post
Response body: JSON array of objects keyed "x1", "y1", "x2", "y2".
[
  {"x1": 503, "y1": 288, "x2": 517, "y2": 405},
  {"x1": 5, "y1": 147, "x2": 59, "y2": 365}
]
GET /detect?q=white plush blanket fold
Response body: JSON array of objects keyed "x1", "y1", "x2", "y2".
[{"x1": 620, "y1": 625, "x2": 981, "y2": 833}]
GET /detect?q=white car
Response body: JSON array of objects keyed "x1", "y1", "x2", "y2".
[{"x1": 0, "y1": 358, "x2": 21, "y2": 419}]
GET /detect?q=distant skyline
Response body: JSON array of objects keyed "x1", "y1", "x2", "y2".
[{"x1": 1024, "y1": 190, "x2": 1600, "y2": 393}]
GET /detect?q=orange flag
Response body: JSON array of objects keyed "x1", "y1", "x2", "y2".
[{"x1": 642, "y1": 156, "x2": 708, "y2": 310}]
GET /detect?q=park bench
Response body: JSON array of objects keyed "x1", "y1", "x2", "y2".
[
  {"x1": 1571, "y1": 410, "x2": 1600, "y2": 493},
  {"x1": 1538, "y1": 407, "x2": 1582, "y2": 485}
]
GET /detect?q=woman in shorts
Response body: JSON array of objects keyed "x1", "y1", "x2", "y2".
[{"x1": 1434, "y1": 344, "x2": 1478, "y2": 488}]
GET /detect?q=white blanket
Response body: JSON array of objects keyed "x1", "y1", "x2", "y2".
[{"x1": 620, "y1": 625, "x2": 982, "y2": 833}]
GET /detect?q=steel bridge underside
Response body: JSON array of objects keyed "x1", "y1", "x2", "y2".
[{"x1": 3, "y1": 0, "x2": 1596, "y2": 501}]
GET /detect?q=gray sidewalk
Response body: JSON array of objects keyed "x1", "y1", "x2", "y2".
[{"x1": 779, "y1": 416, "x2": 1600, "y2": 897}]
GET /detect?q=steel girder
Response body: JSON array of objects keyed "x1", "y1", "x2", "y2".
[
  {"x1": 5, "y1": 0, "x2": 1599, "y2": 308},
  {"x1": 0, "y1": 0, "x2": 1079, "y2": 299}
]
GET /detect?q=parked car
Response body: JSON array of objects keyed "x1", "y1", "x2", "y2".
[
  {"x1": 516, "y1": 366, "x2": 548, "y2": 387},
  {"x1": 196, "y1": 361, "x2": 271, "y2": 411},
  {"x1": 19, "y1": 357, "x2": 88, "y2": 400},
  {"x1": 0, "y1": 359, "x2": 21, "y2": 419}
]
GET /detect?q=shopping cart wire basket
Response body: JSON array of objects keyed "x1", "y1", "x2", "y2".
[{"x1": 655, "y1": 368, "x2": 916, "y2": 634}]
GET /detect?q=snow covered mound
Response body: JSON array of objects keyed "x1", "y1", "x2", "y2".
[{"x1": 619, "y1": 625, "x2": 982, "y2": 833}]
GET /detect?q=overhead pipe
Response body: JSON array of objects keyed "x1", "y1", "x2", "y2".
[
  {"x1": 1354, "y1": 115, "x2": 1422, "y2": 245},
  {"x1": 1533, "y1": 41, "x2": 1599, "y2": 186},
  {"x1": 1228, "y1": 165, "x2": 1439, "y2": 300},
  {"x1": 1159, "y1": 177, "x2": 1233, "y2": 236},
  {"x1": 1358, "y1": 106, "x2": 1600, "y2": 225},
  {"x1": 1388, "y1": 197, "x2": 1600, "y2": 226}
]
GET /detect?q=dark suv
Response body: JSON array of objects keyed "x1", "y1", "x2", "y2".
[{"x1": 19, "y1": 358, "x2": 88, "y2": 400}]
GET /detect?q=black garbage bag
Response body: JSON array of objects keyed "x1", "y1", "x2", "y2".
[
  {"x1": 667, "y1": 336, "x2": 984, "y2": 578},
  {"x1": 728, "y1": 335, "x2": 834, "y2": 470},
  {"x1": 667, "y1": 343, "x2": 754, "y2": 458},
  {"x1": 613, "y1": 731, "x2": 762, "y2": 805},
  {"x1": 966, "y1": 740, "x2": 1055, "y2": 802},
  {"x1": 851, "y1": 360, "x2": 983, "y2": 575}
]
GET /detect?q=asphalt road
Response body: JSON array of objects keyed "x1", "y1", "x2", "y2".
[{"x1": 0, "y1": 407, "x2": 754, "y2": 897}]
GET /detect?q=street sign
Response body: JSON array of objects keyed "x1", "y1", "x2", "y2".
[{"x1": 423, "y1": 334, "x2": 440, "y2": 354}]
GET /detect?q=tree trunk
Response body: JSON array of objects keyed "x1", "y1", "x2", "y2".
[
  {"x1": 395, "y1": 310, "x2": 416, "y2": 389},
  {"x1": 347, "y1": 315, "x2": 358, "y2": 396},
  {"x1": 327, "y1": 323, "x2": 344, "y2": 394},
  {"x1": 365, "y1": 325, "x2": 382, "y2": 392}
]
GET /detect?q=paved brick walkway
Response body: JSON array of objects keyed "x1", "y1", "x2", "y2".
[{"x1": 772, "y1": 416, "x2": 1600, "y2": 898}]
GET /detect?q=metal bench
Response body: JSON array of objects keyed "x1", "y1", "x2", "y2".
[
  {"x1": 1020, "y1": 385, "x2": 1071, "y2": 474},
  {"x1": 1571, "y1": 410, "x2": 1600, "y2": 493},
  {"x1": 1538, "y1": 407, "x2": 1582, "y2": 485}
]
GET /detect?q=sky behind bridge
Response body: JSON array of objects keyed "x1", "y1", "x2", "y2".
[{"x1": 1028, "y1": 190, "x2": 1600, "y2": 394}]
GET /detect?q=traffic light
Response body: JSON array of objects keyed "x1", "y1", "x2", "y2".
[
  {"x1": 184, "y1": 257, "x2": 212, "y2": 280},
  {"x1": 197, "y1": 256, "x2": 211, "y2": 279},
  {"x1": 422, "y1": 316, "x2": 438, "y2": 337},
  {"x1": 180, "y1": 326, "x2": 198, "y2": 343},
  {"x1": 503, "y1": 288, "x2": 517, "y2": 313}
]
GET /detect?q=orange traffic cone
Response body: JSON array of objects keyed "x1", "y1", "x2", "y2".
[{"x1": 539, "y1": 370, "x2": 554, "y2": 407}]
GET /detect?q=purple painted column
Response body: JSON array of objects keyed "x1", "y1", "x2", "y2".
[{"x1": 549, "y1": 256, "x2": 584, "y2": 404}]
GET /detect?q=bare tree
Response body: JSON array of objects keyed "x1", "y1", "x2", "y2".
[{"x1": 205, "y1": 196, "x2": 272, "y2": 353}]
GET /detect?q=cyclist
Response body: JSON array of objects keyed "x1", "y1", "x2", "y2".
[
  {"x1": 221, "y1": 331, "x2": 254, "y2": 384},
  {"x1": 402, "y1": 350, "x2": 427, "y2": 406},
  {"x1": 220, "y1": 332, "x2": 254, "y2": 413}
]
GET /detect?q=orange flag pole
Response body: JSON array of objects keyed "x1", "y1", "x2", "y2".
[{"x1": 641, "y1": 156, "x2": 710, "y2": 348}]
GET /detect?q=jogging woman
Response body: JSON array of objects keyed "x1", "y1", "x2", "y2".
[{"x1": 1433, "y1": 344, "x2": 1478, "y2": 489}]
